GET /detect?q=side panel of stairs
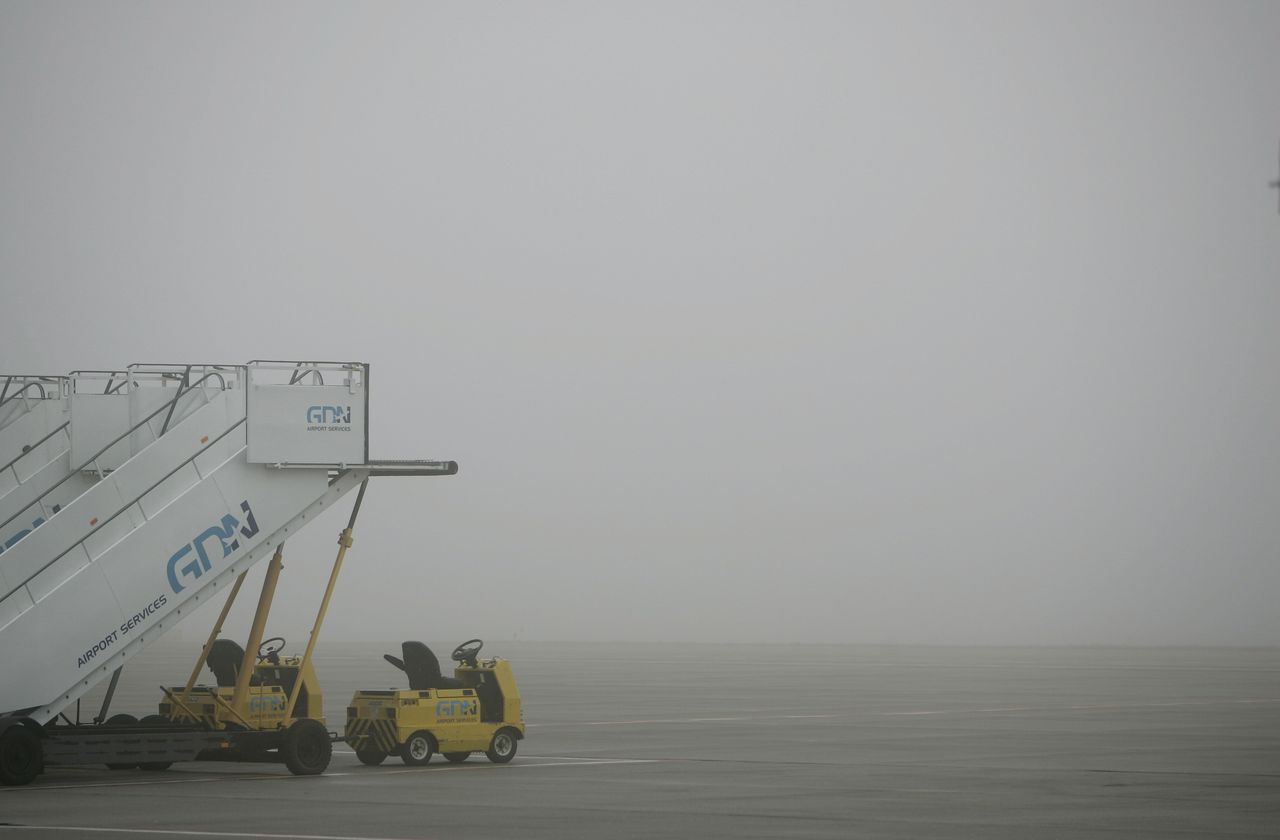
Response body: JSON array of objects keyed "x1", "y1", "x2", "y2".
[
  {"x1": 0, "y1": 398, "x2": 67, "y2": 470},
  {"x1": 0, "y1": 361, "x2": 390, "y2": 725},
  {"x1": 0, "y1": 392, "x2": 246, "y2": 599},
  {"x1": 0, "y1": 406, "x2": 362, "y2": 721},
  {"x1": 0, "y1": 378, "x2": 63, "y2": 433},
  {"x1": 0, "y1": 385, "x2": 230, "y2": 556}
]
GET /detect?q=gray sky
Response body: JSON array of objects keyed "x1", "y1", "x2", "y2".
[{"x1": 2, "y1": 1, "x2": 1279, "y2": 646}]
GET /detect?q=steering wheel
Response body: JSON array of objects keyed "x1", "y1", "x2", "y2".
[
  {"x1": 451, "y1": 638, "x2": 483, "y2": 665},
  {"x1": 258, "y1": 637, "x2": 286, "y2": 659}
]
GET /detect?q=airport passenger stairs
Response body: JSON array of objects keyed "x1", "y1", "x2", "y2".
[
  {"x1": 0, "y1": 376, "x2": 72, "y2": 553},
  {"x1": 0, "y1": 361, "x2": 455, "y2": 726},
  {"x1": 0, "y1": 376, "x2": 68, "y2": 494},
  {"x1": 0, "y1": 376, "x2": 65, "y2": 443},
  {"x1": 0, "y1": 368, "x2": 215, "y2": 555}
]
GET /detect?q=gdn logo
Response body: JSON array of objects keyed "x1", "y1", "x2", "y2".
[
  {"x1": 0, "y1": 504, "x2": 62, "y2": 556},
  {"x1": 166, "y1": 500, "x2": 260, "y2": 593},
  {"x1": 435, "y1": 699, "x2": 477, "y2": 717},
  {"x1": 249, "y1": 695, "x2": 286, "y2": 713},
  {"x1": 306, "y1": 405, "x2": 351, "y2": 430}
]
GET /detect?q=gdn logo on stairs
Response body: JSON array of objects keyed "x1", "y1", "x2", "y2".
[
  {"x1": 166, "y1": 500, "x2": 260, "y2": 593},
  {"x1": 306, "y1": 405, "x2": 351, "y2": 431}
]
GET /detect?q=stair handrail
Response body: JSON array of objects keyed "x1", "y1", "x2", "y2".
[
  {"x1": 0, "y1": 371, "x2": 236, "y2": 537},
  {"x1": 157, "y1": 366, "x2": 194, "y2": 436},
  {"x1": 0, "y1": 377, "x2": 63, "y2": 410},
  {"x1": 157, "y1": 369, "x2": 228, "y2": 435},
  {"x1": 126, "y1": 364, "x2": 240, "y2": 394},
  {"x1": 1, "y1": 375, "x2": 64, "y2": 402},
  {"x1": 0, "y1": 416, "x2": 249, "y2": 605},
  {"x1": 0, "y1": 381, "x2": 44, "y2": 403},
  {"x1": 290, "y1": 366, "x2": 323, "y2": 385},
  {"x1": 246, "y1": 360, "x2": 367, "y2": 387},
  {"x1": 0, "y1": 420, "x2": 72, "y2": 483},
  {"x1": 69, "y1": 371, "x2": 131, "y2": 395}
]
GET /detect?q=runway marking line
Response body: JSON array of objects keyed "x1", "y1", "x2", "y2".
[
  {"x1": 0, "y1": 827, "x2": 424, "y2": 840},
  {"x1": 346, "y1": 758, "x2": 657, "y2": 778},
  {"x1": 520, "y1": 697, "x2": 1280, "y2": 726},
  {"x1": 0, "y1": 757, "x2": 658, "y2": 792},
  {"x1": 0, "y1": 774, "x2": 282, "y2": 793},
  {"x1": 881, "y1": 697, "x2": 1280, "y2": 717}
]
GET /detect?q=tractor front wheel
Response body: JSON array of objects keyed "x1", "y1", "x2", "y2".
[{"x1": 485, "y1": 729, "x2": 518, "y2": 764}]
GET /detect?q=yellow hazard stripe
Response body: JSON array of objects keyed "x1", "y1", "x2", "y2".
[
  {"x1": 346, "y1": 715, "x2": 402, "y2": 754},
  {"x1": 374, "y1": 720, "x2": 398, "y2": 753}
]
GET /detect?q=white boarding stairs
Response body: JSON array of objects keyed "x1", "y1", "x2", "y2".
[
  {"x1": 0, "y1": 361, "x2": 456, "y2": 725},
  {"x1": 0, "y1": 377, "x2": 70, "y2": 536},
  {"x1": 0, "y1": 368, "x2": 217, "y2": 557},
  {"x1": 0, "y1": 377, "x2": 66, "y2": 444}
]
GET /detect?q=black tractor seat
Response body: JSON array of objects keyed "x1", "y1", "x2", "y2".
[
  {"x1": 206, "y1": 639, "x2": 262, "y2": 687},
  {"x1": 385, "y1": 641, "x2": 463, "y2": 690}
]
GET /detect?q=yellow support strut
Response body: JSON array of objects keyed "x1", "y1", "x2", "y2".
[
  {"x1": 180, "y1": 570, "x2": 248, "y2": 707},
  {"x1": 232, "y1": 544, "x2": 286, "y2": 719},
  {"x1": 284, "y1": 480, "x2": 368, "y2": 721}
]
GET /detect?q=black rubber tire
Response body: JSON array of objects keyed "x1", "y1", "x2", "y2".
[
  {"x1": 0, "y1": 725, "x2": 42, "y2": 786},
  {"x1": 105, "y1": 714, "x2": 139, "y2": 770},
  {"x1": 485, "y1": 729, "x2": 518, "y2": 764},
  {"x1": 443, "y1": 752, "x2": 470, "y2": 763},
  {"x1": 355, "y1": 747, "x2": 387, "y2": 766},
  {"x1": 399, "y1": 731, "x2": 434, "y2": 766},
  {"x1": 137, "y1": 715, "x2": 173, "y2": 771},
  {"x1": 282, "y1": 719, "x2": 332, "y2": 776}
]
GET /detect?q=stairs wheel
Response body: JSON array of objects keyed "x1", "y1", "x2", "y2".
[
  {"x1": 138, "y1": 715, "x2": 174, "y2": 770},
  {"x1": 105, "y1": 714, "x2": 139, "y2": 769},
  {"x1": 0, "y1": 725, "x2": 42, "y2": 786}
]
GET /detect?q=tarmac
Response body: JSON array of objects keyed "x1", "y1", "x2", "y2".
[{"x1": 1, "y1": 642, "x2": 1277, "y2": 839}]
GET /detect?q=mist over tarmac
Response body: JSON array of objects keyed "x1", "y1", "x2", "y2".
[{"x1": 2, "y1": 1, "x2": 1279, "y2": 646}]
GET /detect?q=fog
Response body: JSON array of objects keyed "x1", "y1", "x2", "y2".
[{"x1": 2, "y1": 1, "x2": 1279, "y2": 646}]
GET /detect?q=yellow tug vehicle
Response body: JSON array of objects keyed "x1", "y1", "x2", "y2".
[
  {"x1": 154, "y1": 635, "x2": 331, "y2": 775},
  {"x1": 346, "y1": 639, "x2": 524, "y2": 766}
]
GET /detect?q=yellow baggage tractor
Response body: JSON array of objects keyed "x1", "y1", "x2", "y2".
[
  {"x1": 154, "y1": 635, "x2": 331, "y2": 775},
  {"x1": 346, "y1": 639, "x2": 525, "y2": 766}
]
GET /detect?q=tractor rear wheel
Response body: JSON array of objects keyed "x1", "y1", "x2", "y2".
[
  {"x1": 399, "y1": 731, "x2": 434, "y2": 766},
  {"x1": 0, "y1": 725, "x2": 41, "y2": 786},
  {"x1": 355, "y1": 747, "x2": 387, "y2": 766},
  {"x1": 282, "y1": 719, "x2": 332, "y2": 776}
]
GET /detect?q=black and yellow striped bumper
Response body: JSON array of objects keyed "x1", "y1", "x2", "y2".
[{"x1": 346, "y1": 718, "x2": 399, "y2": 753}]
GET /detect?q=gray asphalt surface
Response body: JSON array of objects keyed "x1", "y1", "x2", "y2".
[{"x1": 1, "y1": 642, "x2": 1277, "y2": 839}]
